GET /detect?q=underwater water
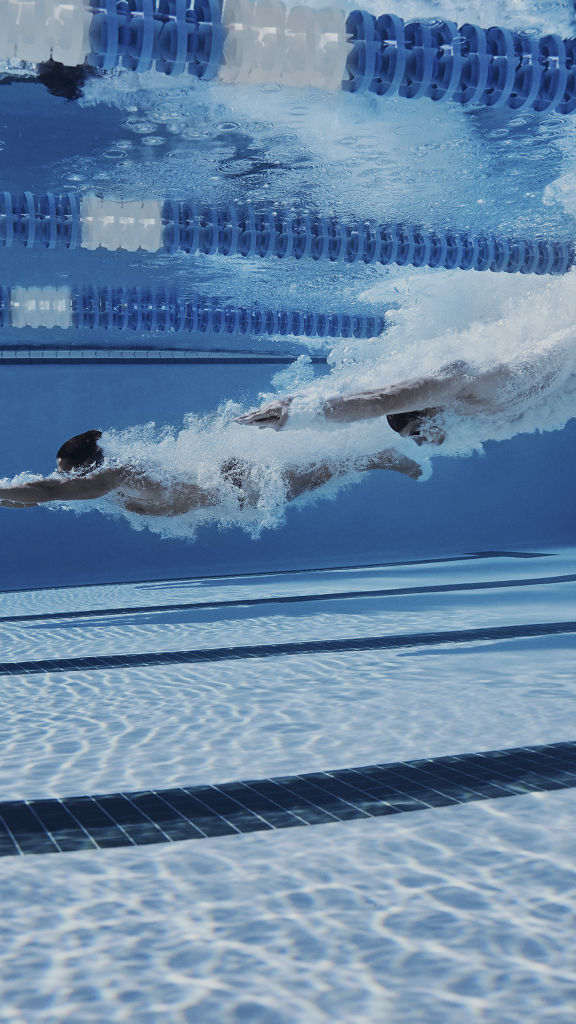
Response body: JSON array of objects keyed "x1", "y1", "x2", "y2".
[
  {"x1": 1, "y1": 0, "x2": 576, "y2": 576},
  {"x1": 0, "y1": 0, "x2": 576, "y2": 1018}
]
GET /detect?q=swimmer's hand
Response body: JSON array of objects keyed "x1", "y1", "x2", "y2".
[{"x1": 235, "y1": 397, "x2": 293, "y2": 430}]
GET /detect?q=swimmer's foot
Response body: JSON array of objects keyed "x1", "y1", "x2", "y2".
[
  {"x1": 366, "y1": 450, "x2": 423, "y2": 480},
  {"x1": 235, "y1": 397, "x2": 293, "y2": 430},
  {"x1": 394, "y1": 456, "x2": 423, "y2": 480}
]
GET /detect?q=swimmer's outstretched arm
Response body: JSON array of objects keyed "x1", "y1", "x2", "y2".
[
  {"x1": 0, "y1": 468, "x2": 126, "y2": 507},
  {"x1": 319, "y1": 374, "x2": 464, "y2": 424},
  {"x1": 236, "y1": 364, "x2": 469, "y2": 430},
  {"x1": 236, "y1": 361, "x2": 511, "y2": 430}
]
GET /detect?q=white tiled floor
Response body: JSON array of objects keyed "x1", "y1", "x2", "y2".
[
  {"x1": 1, "y1": 550, "x2": 575, "y2": 1023},
  {"x1": 2, "y1": 792, "x2": 576, "y2": 1024},
  {"x1": 1, "y1": 550, "x2": 573, "y2": 663},
  {"x1": 0, "y1": 549, "x2": 566, "y2": 618}
]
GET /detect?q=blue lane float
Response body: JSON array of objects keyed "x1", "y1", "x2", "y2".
[
  {"x1": 0, "y1": 191, "x2": 574, "y2": 276},
  {"x1": 163, "y1": 201, "x2": 574, "y2": 274},
  {"x1": 5, "y1": 0, "x2": 576, "y2": 115},
  {"x1": 0, "y1": 283, "x2": 385, "y2": 338},
  {"x1": 343, "y1": 13, "x2": 576, "y2": 113},
  {"x1": 88, "y1": 0, "x2": 225, "y2": 79}
]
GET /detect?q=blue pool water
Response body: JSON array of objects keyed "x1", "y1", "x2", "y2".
[{"x1": 1, "y1": 0, "x2": 576, "y2": 1018}]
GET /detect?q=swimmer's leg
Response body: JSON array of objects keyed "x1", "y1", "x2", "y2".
[
  {"x1": 362, "y1": 450, "x2": 423, "y2": 479},
  {"x1": 284, "y1": 449, "x2": 421, "y2": 500}
]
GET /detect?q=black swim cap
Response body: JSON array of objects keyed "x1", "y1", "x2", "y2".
[{"x1": 57, "y1": 430, "x2": 104, "y2": 473}]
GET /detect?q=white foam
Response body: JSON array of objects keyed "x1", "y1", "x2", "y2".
[
  {"x1": 3, "y1": 266, "x2": 569, "y2": 539},
  {"x1": 4, "y1": 264, "x2": 575, "y2": 541},
  {"x1": 74, "y1": 268, "x2": 576, "y2": 540}
]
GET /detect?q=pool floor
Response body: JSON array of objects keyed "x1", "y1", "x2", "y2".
[{"x1": 1, "y1": 548, "x2": 575, "y2": 1022}]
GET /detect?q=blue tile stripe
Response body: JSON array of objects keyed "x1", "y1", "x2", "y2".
[
  {"x1": 2, "y1": 572, "x2": 574, "y2": 625},
  {"x1": 0, "y1": 352, "x2": 327, "y2": 365},
  {"x1": 1, "y1": 620, "x2": 575, "y2": 676},
  {"x1": 1, "y1": 740, "x2": 574, "y2": 856}
]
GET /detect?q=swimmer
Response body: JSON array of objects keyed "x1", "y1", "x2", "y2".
[
  {"x1": 0, "y1": 428, "x2": 422, "y2": 516},
  {"x1": 235, "y1": 359, "x2": 517, "y2": 441},
  {"x1": 0, "y1": 59, "x2": 97, "y2": 101}
]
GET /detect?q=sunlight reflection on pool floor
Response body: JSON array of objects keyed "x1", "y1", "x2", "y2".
[
  {"x1": 2, "y1": 792, "x2": 576, "y2": 1024},
  {"x1": 1, "y1": 552, "x2": 575, "y2": 1021}
]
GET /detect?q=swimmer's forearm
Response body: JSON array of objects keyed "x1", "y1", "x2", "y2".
[
  {"x1": 0, "y1": 481, "x2": 83, "y2": 503},
  {"x1": 236, "y1": 362, "x2": 477, "y2": 430},
  {"x1": 0, "y1": 483, "x2": 58, "y2": 503},
  {"x1": 320, "y1": 376, "x2": 463, "y2": 423},
  {"x1": 0, "y1": 469, "x2": 125, "y2": 504}
]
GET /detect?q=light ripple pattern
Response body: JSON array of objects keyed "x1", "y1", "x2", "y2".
[
  {"x1": 1, "y1": 557, "x2": 576, "y2": 1023},
  {"x1": 0, "y1": 548, "x2": 561, "y2": 620},
  {"x1": 0, "y1": 638, "x2": 575, "y2": 800},
  {"x1": 1, "y1": 792, "x2": 576, "y2": 1022},
  {"x1": 1, "y1": 584, "x2": 575, "y2": 662}
]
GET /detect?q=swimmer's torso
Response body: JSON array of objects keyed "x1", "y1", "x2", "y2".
[
  {"x1": 113, "y1": 471, "x2": 220, "y2": 517},
  {"x1": 111, "y1": 461, "x2": 260, "y2": 517}
]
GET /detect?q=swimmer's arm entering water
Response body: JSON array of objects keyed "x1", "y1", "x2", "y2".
[
  {"x1": 0, "y1": 468, "x2": 127, "y2": 507},
  {"x1": 321, "y1": 370, "x2": 467, "y2": 423},
  {"x1": 235, "y1": 370, "x2": 464, "y2": 429},
  {"x1": 323, "y1": 362, "x2": 515, "y2": 423},
  {"x1": 236, "y1": 361, "x2": 513, "y2": 429}
]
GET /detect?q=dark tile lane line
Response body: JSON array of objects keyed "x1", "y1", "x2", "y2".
[
  {"x1": 1, "y1": 740, "x2": 574, "y2": 856},
  {"x1": 0, "y1": 620, "x2": 575, "y2": 676},
  {"x1": 2, "y1": 573, "x2": 574, "y2": 626},
  {"x1": 0, "y1": 550, "x2": 550, "y2": 596}
]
